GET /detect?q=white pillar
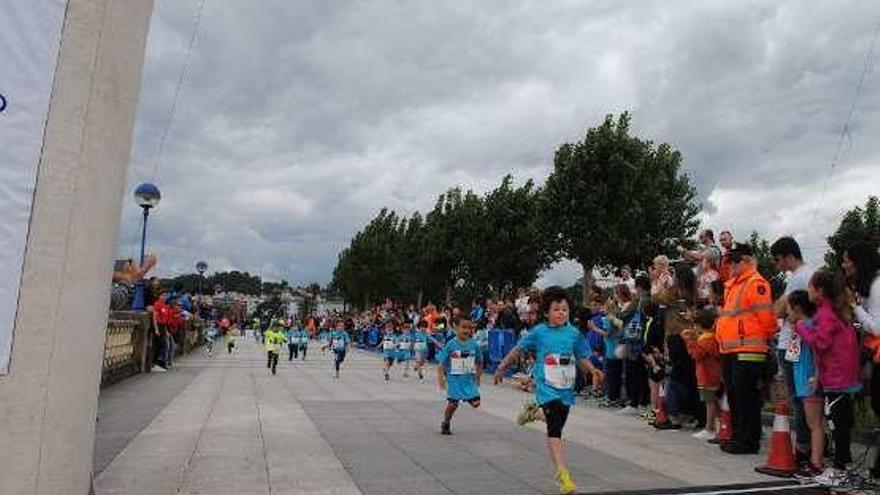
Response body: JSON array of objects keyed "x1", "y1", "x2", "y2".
[{"x1": 0, "y1": 1, "x2": 154, "y2": 494}]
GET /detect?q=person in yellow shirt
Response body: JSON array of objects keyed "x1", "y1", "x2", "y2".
[{"x1": 265, "y1": 326, "x2": 285, "y2": 375}]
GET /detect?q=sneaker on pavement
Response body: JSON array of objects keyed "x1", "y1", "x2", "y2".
[
  {"x1": 517, "y1": 402, "x2": 540, "y2": 426},
  {"x1": 440, "y1": 422, "x2": 451, "y2": 435},
  {"x1": 813, "y1": 467, "x2": 846, "y2": 488},
  {"x1": 692, "y1": 429, "x2": 714, "y2": 440},
  {"x1": 151, "y1": 364, "x2": 167, "y2": 373},
  {"x1": 653, "y1": 421, "x2": 682, "y2": 431},
  {"x1": 555, "y1": 468, "x2": 577, "y2": 495}
]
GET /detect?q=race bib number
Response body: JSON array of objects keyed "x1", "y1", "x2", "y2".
[
  {"x1": 398, "y1": 340, "x2": 410, "y2": 350},
  {"x1": 332, "y1": 338, "x2": 344, "y2": 350},
  {"x1": 414, "y1": 342, "x2": 427, "y2": 352},
  {"x1": 544, "y1": 353, "x2": 576, "y2": 389},
  {"x1": 383, "y1": 340, "x2": 395, "y2": 351},
  {"x1": 785, "y1": 335, "x2": 801, "y2": 363},
  {"x1": 450, "y1": 354, "x2": 476, "y2": 375}
]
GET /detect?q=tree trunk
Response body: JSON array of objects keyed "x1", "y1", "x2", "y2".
[{"x1": 582, "y1": 263, "x2": 594, "y2": 306}]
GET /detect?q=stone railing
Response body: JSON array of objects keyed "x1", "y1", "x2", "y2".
[{"x1": 100, "y1": 311, "x2": 205, "y2": 387}]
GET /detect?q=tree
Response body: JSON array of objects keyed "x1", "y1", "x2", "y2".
[
  {"x1": 746, "y1": 231, "x2": 777, "y2": 281},
  {"x1": 825, "y1": 196, "x2": 880, "y2": 269},
  {"x1": 542, "y1": 113, "x2": 701, "y2": 301}
]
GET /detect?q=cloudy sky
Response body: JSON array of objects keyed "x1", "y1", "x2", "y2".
[{"x1": 118, "y1": 0, "x2": 880, "y2": 287}]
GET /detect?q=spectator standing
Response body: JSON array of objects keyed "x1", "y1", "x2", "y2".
[
  {"x1": 718, "y1": 231, "x2": 735, "y2": 283},
  {"x1": 770, "y1": 236, "x2": 815, "y2": 464},
  {"x1": 840, "y1": 241, "x2": 880, "y2": 478},
  {"x1": 683, "y1": 309, "x2": 721, "y2": 440},
  {"x1": 716, "y1": 243, "x2": 777, "y2": 454},
  {"x1": 796, "y1": 270, "x2": 861, "y2": 486}
]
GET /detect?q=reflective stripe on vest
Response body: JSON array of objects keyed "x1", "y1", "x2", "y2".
[{"x1": 717, "y1": 274, "x2": 770, "y2": 352}]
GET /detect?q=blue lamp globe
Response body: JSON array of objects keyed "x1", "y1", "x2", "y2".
[{"x1": 134, "y1": 183, "x2": 161, "y2": 209}]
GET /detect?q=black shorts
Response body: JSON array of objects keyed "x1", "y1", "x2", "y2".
[
  {"x1": 447, "y1": 396, "x2": 481, "y2": 407},
  {"x1": 334, "y1": 350, "x2": 346, "y2": 361},
  {"x1": 541, "y1": 399, "x2": 571, "y2": 438}
]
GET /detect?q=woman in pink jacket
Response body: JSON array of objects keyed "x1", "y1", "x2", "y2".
[{"x1": 795, "y1": 269, "x2": 861, "y2": 487}]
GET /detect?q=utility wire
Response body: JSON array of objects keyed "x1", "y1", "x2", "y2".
[
  {"x1": 150, "y1": 0, "x2": 208, "y2": 181},
  {"x1": 810, "y1": 15, "x2": 880, "y2": 227}
]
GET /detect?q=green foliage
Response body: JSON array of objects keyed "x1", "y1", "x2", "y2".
[
  {"x1": 746, "y1": 231, "x2": 778, "y2": 281},
  {"x1": 542, "y1": 113, "x2": 701, "y2": 276},
  {"x1": 162, "y1": 270, "x2": 262, "y2": 295},
  {"x1": 825, "y1": 196, "x2": 880, "y2": 269}
]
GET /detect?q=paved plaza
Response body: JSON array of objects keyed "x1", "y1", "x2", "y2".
[{"x1": 93, "y1": 339, "x2": 819, "y2": 495}]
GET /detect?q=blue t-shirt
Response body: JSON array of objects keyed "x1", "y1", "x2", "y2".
[
  {"x1": 299, "y1": 329, "x2": 310, "y2": 346},
  {"x1": 437, "y1": 338, "x2": 482, "y2": 400},
  {"x1": 330, "y1": 330, "x2": 349, "y2": 353},
  {"x1": 381, "y1": 333, "x2": 397, "y2": 358},
  {"x1": 397, "y1": 332, "x2": 413, "y2": 360},
  {"x1": 792, "y1": 319, "x2": 818, "y2": 398},
  {"x1": 412, "y1": 331, "x2": 428, "y2": 355},
  {"x1": 516, "y1": 322, "x2": 587, "y2": 407}
]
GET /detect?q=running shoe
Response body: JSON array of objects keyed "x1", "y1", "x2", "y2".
[
  {"x1": 440, "y1": 422, "x2": 451, "y2": 435},
  {"x1": 794, "y1": 463, "x2": 823, "y2": 481},
  {"x1": 517, "y1": 402, "x2": 540, "y2": 426},
  {"x1": 384, "y1": 372, "x2": 390, "y2": 382},
  {"x1": 692, "y1": 429, "x2": 714, "y2": 440},
  {"x1": 653, "y1": 421, "x2": 682, "y2": 431},
  {"x1": 813, "y1": 467, "x2": 848, "y2": 489},
  {"x1": 555, "y1": 468, "x2": 577, "y2": 494}
]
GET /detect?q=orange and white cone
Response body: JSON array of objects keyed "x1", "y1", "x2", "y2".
[
  {"x1": 653, "y1": 382, "x2": 670, "y2": 426},
  {"x1": 754, "y1": 401, "x2": 796, "y2": 477},
  {"x1": 715, "y1": 393, "x2": 733, "y2": 443}
]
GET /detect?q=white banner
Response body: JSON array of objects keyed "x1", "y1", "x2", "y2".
[{"x1": 0, "y1": 1, "x2": 69, "y2": 373}]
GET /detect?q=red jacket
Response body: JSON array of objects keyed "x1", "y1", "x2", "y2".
[{"x1": 686, "y1": 332, "x2": 721, "y2": 390}]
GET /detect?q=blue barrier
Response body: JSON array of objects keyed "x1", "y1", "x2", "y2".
[{"x1": 488, "y1": 328, "x2": 516, "y2": 372}]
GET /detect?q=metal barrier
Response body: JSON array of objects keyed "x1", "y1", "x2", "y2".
[{"x1": 101, "y1": 312, "x2": 206, "y2": 387}]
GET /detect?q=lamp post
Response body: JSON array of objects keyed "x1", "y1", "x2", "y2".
[
  {"x1": 196, "y1": 260, "x2": 208, "y2": 295},
  {"x1": 131, "y1": 183, "x2": 161, "y2": 310}
]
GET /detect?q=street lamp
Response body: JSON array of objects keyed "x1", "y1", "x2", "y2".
[
  {"x1": 131, "y1": 183, "x2": 161, "y2": 310},
  {"x1": 196, "y1": 260, "x2": 208, "y2": 295}
]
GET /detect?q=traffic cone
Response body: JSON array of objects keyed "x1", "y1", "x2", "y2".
[
  {"x1": 715, "y1": 393, "x2": 733, "y2": 443},
  {"x1": 754, "y1": 401, "x2": 796, "y2": 477},
  {"x1": 653, "y1": 383, "x2": 670, "y2": 426}
]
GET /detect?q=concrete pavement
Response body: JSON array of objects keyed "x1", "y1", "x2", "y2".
[{"x1": 93, "y1": 337, "x2": 806, "y2": 495}]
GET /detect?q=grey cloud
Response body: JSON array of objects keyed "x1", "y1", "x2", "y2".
[{"x1": 119, "y1": 0, "x2": 880, "y2": 286}]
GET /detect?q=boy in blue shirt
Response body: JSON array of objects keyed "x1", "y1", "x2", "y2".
[
  {"x1": 437, "y1": 316, "x2": 482, "y2": 435},
  {"x1": 381, "y1": 321, "x2": 397, "y2": 382},
  {"x1": 397, "y1": 322, "x2": 414, "y2": 378},
  {"x1": 413, "y1": 320, "x2": 430, "y2": 382},
  {"x1": 495, "y1": 286, "x2": 603, "y2": 495},
  {"x1": 297, "y1": 325, "x2": 309, "y2": 361},
  {"x1": 329, "y1": 320, "x2": 350, "y2": 379},
  {"x1": 284, "y1": 322, "x2": 298, "y2": 361}
]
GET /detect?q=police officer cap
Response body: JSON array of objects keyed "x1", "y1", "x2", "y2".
[{"x1": 727, "y1": 242, "x2": 754, "y2": 257}]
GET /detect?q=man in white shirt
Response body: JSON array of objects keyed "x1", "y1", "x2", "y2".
[{"x1": 771, "y1": 236, "x2": 814, "y2": 464}]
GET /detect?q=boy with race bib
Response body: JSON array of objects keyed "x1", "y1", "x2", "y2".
[
  {"x1": 329, "y1": 320, "x2": 350, "y2": 379},
  {"x1": 495, "y1": 286, "x2": 602, "y2": 495},
  {"x1": 381, "y1": 321, "x2": 398, "y2": 381},
  {"x1": 437, "y1": 315, "x2": 482, "y2": 435},
  {"x1": 413, "y1": 320, "x2": 430, "y2": 382},
  {"x1": 397, "y1": 322, "x2": 414, "y2": 378}
]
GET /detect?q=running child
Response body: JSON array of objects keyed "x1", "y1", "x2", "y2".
[
  {"x1": 329, "y1": 320, "x2": 350, "y2": 379},
  {"x1": 298, "y1": 325, "x2": 309, "y2": 361},
  {"x1": 205, "y1": 321, "x2": 218, "y2": 358},
  {"x1": 226, "y1": 325, "x2": 236, "y2": 355},
  {"x1": 265, "y1": 326, "x2": 284, "y2": 375},
  {"x1": 381, "y1": 321, "x2": 398, "y2": 381},
  {"x1": 474, "y1": 324, "x2": 490, "y2": 374},
  {"x1": 285, "y1": 322, "x2": 298, "y2": 361},
  {"x1": 494, "y1": 286, "x2": 602, "y2": 495},
  {"x1": 413, "y1": 320, "x2": 430, "y2": 382},
  {"x1": 319, "y1": 327, "x2": 330, "y2": 358},
  {"x1": 436, "y1": 315, "x2": 482, "y2": 435},
  {"x1": 397, "y1": 322, "x2": 414, "y2": 378}
]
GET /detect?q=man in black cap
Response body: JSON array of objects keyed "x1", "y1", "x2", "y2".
[{"x1": 715, "y1": 242, "x2": 777, "y2": 454}]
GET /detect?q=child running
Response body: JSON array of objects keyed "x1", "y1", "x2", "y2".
[
  {"x1": 285, "y1": 322, "x2": 298, "y2": 361},
  {"x1": 413, "y1": 320, "x2": 430, "y2": 382},
  {"x1": 381, "y1": 321, "x2": 398, "y2": 381},
  {"x1": 494, "y1": 286, "x2": 602, "y2": 495},
  {"x1": 205, "y1": 322, "x2": 218, "y2": 358},
  {"x1": 298, "y1": 324, "x2": 309, "y2": 361},
  {"x1": 397, "y1": 322, "x2": 414, "y2": 378},
  {"x1": 226, "y1": 326, "x2": 236, "y2": 355},
  {"x1": 265, "y1": 325, "x2": 284, "y2": 375},
  {"x1": 329, "y1": 320, "x2": 350, "y2": 379},
  {"x1": 437, "y1": 315, "x2": 482, "y2": 435}
]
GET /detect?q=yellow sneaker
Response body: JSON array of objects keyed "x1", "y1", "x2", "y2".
[{"x1": 555, "y1": 468, "x2": 577, "y2": 494}]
